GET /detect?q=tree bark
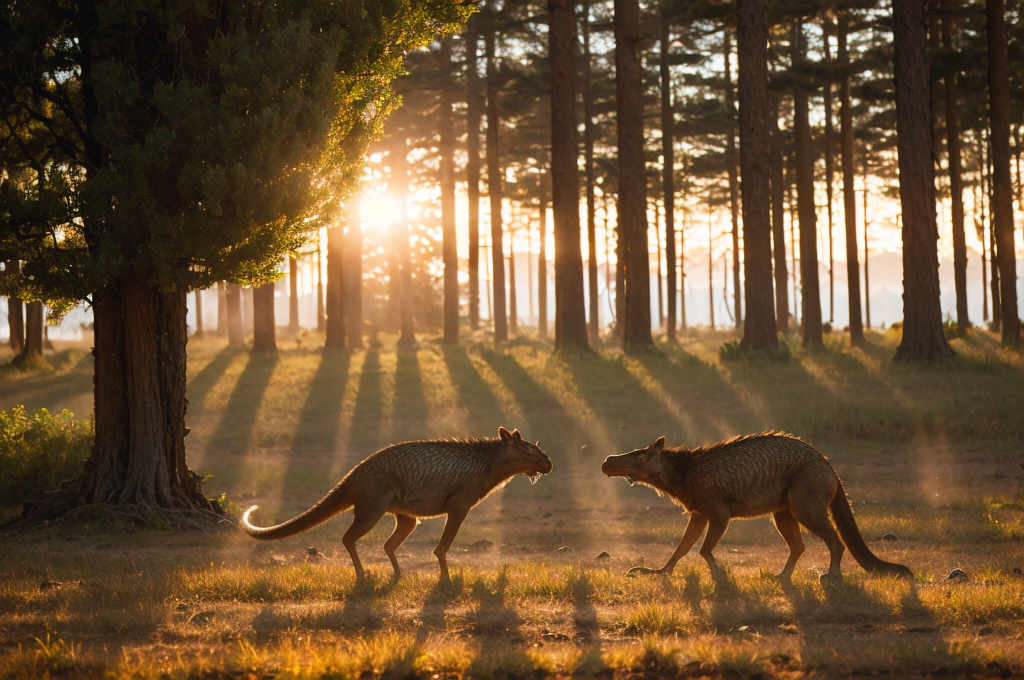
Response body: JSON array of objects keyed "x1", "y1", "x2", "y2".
[
  {"x1": 660, "y1": 13, "x2": 677, "y2": 344},
  {"x1": 18, "y1": 301, "x2": 45, "y2": 363},
  {"x1": 344, "y1": 197, "x2": 363, "y2": 349},
  {"x1": 394, "y1": 139, "x2": 416, "y2": 347},
  {"x1": 823, "y1": 16, "x2": 835, "y2": 324},
  {"x1": 538, "y1": 189, "x2": 548, "y2": 339},
  {"x1": 194, "y1": 289, "x2": 204, "y2": 334},
  {"x1": 942, "y1": 11, "x2": 969, "y2": 333},
  {"x1": 486, "y1": 30, "x2": 508, "y2": 343},
  {"x1": 615, "y1": 0, "x2": 653, "y2": 352},
  {"x1": 724, "y1": 28, "x2": 742, "y2": 331},
  {"x1": 509, "y1": 225, "x2": 518, "y2": 335},
  {"x1": 252, "y1": 282, "x2": 277, "y2": 354},
  {"x1": 217, "y1": 282, "x2": 227, "y2": 336},
  {"x1": 466, "y1": 31, "x2": 483, "y2": 331},
  {"x1": 288, "y1": 253, "x2": 299, "y2": 333},
  {"x1": 439, "y1": 38, "x2": 459, "y2": 345},
  {"x1": 583, "y1": 0, "x2": 600, "y2": 342},
  {"x1": 6, "y1": 260, "x2": 25, "y2": 352},
  {"x1": 325, "y1": 218, "x2": 345, "y2": 348},
  {"x1": 551, "y1": 0, "x2": 590, "y2": 351},
  {"x1": 986, "y1": 0, "x2": 1020, "y2": 346},
  {"x1": 226, "y1": 283, "x2": 244, "y2": 347},
  {"x1": 737, "y1": 0, "x2": 777, "y2": 351},
  {"x1": 838, "y1": 13, "x2": 864, "y2": 345},
  {"x1": 793, "y1": 21, "x2": 823, "y2": 348},
  {"x1": 770, "y1": 97, "x2": 790, "y2": 334},
  {"x1": 892, "y1": 0, "x2": 955, "y2": 361}
]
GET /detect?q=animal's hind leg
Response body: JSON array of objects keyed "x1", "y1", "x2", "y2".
[
  {"x1": 788, "y1": 487, "x2": 844, "y2": 579},
  {"x1": 342, "y1": 495, "x2": 392, "y2": 582},
  {"x1": 433, "y1": 506, "x2": 469, "y2": 586},
  {"x1": 384, "y1": 513, "x2": 419, "y2": 581},
  {"x1": 772, "y1": 509, "x2": 805, "y2": 579},
  {"x1": 697, "y1": 510, "x2": 731, "y2": 583}
]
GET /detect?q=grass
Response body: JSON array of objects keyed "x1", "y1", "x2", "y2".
[{"x1": 1, "y1": 327, "x2": 1024, "y2": 678}]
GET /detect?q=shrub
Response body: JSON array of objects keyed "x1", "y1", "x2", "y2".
[{"x1": 0, "y1": 407, "x2": 92, "y2": 508}]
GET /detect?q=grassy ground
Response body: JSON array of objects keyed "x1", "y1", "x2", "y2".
[{"x1": 1, "y1": 327, "x2": 1023, "y2": 679}]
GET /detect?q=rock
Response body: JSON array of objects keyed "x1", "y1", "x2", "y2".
[
  {"x1": 470, "y1": 540, "x2": 494, "y2": 551},
  {"x1": 1013, "y1": 567, "x2": 1022, "y2": 576},
  {"x1": 555, "y1": 546, "x2": 573, "y2": 553},
  {"x1": 189, "y1": 610, "x2": 216, "y2": 626},
  {"x1": 307, "y1": 547, "x2": 319, "y2": 557},
  {"x1": 596, "y1": 551, "x2": 611, "y2": 560},
  {"x1": 880, "y1": 534, "x2": 898, "y2": 541},
  {"x1": 947, "y1": 568, "x2": 969, "y2": 581},
  {"x1": 978, "y1": 626, "x2": 994, "y2": 636}
]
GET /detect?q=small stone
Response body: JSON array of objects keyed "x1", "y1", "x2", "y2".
[
  {"x1": 189, "y1": 610, "x2": 215, "y2": 626},
  {"x1": 881, "y1": 534, "x2": 898, "y2": 541},
  {"x1": 307, "y1": 547, "x2": 319, "y2": 556},
  {"x1": 542, "y1": 512, "x2": 553, "y2": 519},
  {"x1": 555, "y1": 546, "x2": 573, "y2": 553},
  {"x1": 471, "y1": 540, "x2": 494, "y2": 550},
  {"x1": 1012, "y1": 567, "x2": 1022, "y2": 576},
  {"x1": 176, "y1": 603, "x2": 189, "y2": 612},
  {"x1": 596, "y1": 551, "x2": 611, "y2": 560},
  {"x1": 978, "y1": 626, "x2": 994, "y2": 636},
  {"x1": 947, "y1": 568, "x2": 969, "y2": 581}
]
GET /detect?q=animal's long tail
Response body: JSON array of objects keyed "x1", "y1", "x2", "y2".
[
  {"x1": 239, "y1": 479, "x2": 354, "y2": 541},
  {"x1": 830, "y1": 479, "x2": 913, "y2": 578}
]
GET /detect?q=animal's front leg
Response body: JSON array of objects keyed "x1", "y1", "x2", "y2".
[
  {"x1": 697, "y1": 512, "x2": 731, "y2": 583},
  {"x1": 628, "y1": 513, "x2": 708, "y2": 576},
  {"x1": 384, "y1": 513, "x2": 419, "y2": 581},
  {"x1": 433, "y1": 507, "x2": 470, "y2": 586}
]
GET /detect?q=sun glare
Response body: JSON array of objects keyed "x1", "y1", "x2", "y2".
[{"x1": 359, "y1": 189, "x2": 406, "y2": 231}]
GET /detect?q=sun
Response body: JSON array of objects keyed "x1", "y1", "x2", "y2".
[{"x1": 359, "y1": 187, "x2": 406, "y2": 231}]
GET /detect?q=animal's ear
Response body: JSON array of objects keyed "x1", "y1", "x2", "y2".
[
  {"x1": 512, "y1": 429, "x2": 522, "y2": 442},
  {"x1": 499, "y1": 427, "x2": 513, "y2": 442},
  {"x1": 651, "y1": 436, "x2": 666, "y2": 452}
]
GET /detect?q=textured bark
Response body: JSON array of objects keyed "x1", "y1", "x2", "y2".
[
  {"x1": 583, "y1": 0, "x2": 600, "y2": 342},
  {"x1": 344, "y1": 197, "x2": 364, "y2": 349},
  {"x1": 394, "y1": 140, "x2": 416, "y2": 348},
  {"x1": 288, "y1": 253, "x2": 299, "y2": 333},
  {"x1": 660, "y1": 14, "x2": 677, "y2": 344},
  {"x1": 986, "y1": 0, "x2": 1020, "y2": 346},
  {"x1": 615, "y1": 0, "x2": 653, "y2": 352},
  {"x1": 770, "y1": 97, "x2": 790, "y2": 334},
  {"x1": 550, "y1": 0, "x2": 589, "y2": 351},
  {"x1": 466, "y1": 32, "x2": 483, "y2": 331},
  {"x1": 486, "y1": 29, "x2": 508, "y2": 343},
  {"x1": 325, "y1": 219, "x2": 346, "y2": 348},
  {"x1": 892, "y1": 0, "x2": 955, "y2": 361},
  {"x1": 18, "y1": 301, "x2": 44, "y2": 363},
  {"x1": 5, "y1": 260, "x2": 25, "y2": 352},
  {"x1": 440, "y1": 39, "x2": 459, "y2": 345},
  {"x1": 838, "y1": 14, "x2": 864, "y2": 345},
  {"x1": 226, "y1": 284, "x2": 244, "y2": 347},
  {"x1": 942, "y1": 12, "x2": 969, "y2": 333},
  {"x1": 793, "y1": 22, "x2": 822, "y2": 348},
  {"x1": 538, "y1": 190, "x2": 548, "y2": 339},
  {"x1": 252, "y1": 282, "x2": 277, "y2": 354},
  {"x1": 737, "y1": 0, "x2": 777, "y2": 351},
  {"x1": 724, "y1": 29, "x2": 742, "y2": 331},
  {"x1": 823, "y1": 17, "x2": 835, "y2": 323}
]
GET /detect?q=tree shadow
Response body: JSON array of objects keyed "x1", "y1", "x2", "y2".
[
  {"x1": 442, "y1": 345, "x2": 505, "y2": 427},
  {"x1": 290, "y1": 349, "x2": 352, "y2": 453},
  {"x1": 392, "y1": 348, "x2": 427, "y2": 443},
  {"x1": 414, "y1": 577, "x2": 461, "y2": 645},
  {"x1": 464, "y1": 568, "x2": 534, "y2": 678},
  {"x1": 186, "y1": 346, "x2": 237, "y2": 412},
  {"x1": 346, "y1": 349, "x2": 384, "y2": 458},
  {"x1": 207, "y1": 353, "x2": 279, "y2": 459}
]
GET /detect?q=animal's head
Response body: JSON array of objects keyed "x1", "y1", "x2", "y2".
[
  {"x1": 602, "y1": 436, "x2": 667, "y2": 487},
  {"x1": 498, "y1": 426, "x2": 553, "y2": 484}
]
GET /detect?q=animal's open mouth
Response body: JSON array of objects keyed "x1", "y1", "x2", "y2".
[
  {"x1": 528, "y1": 472, "x2": 541, "y2": 485},
  {"x1": 626, "y1": 475, "x2": 636, "y2": 486}
]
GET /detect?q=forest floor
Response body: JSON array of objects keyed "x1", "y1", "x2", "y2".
[{"x1": 1, "y1": 327, "x2": 1023, "y2": 679}]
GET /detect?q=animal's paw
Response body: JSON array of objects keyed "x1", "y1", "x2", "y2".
[
  {"x1": 626, "y1": 566, "x2": 662, "y2": 577},
  {"x1": 819, "y1": 571, "x2": 843, "y2": 585}
]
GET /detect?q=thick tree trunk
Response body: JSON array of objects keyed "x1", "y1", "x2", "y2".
[
  {"x1": 615, "y1": 0, "x2": 653, "y2": 352},
  {"x1": 466, "y1": 32, "x2": 483, "y2": 331},
  {"x1": 823, "y1": 17, "x2": 835, "y2": 324},
  {"x1": 838, "y1": 14, "x2": 864, "y2": 345},
  {"x1": 793, "y1": 22, "x2": 823, "y2": 348},
  {"x1": 252, "y1": 282, "x2": 277, "y2": 353},
  {"x1": 394, "y1": 140, "x2": 416, "y2": 348},
  {"x1": 5, "y1": 260, "x2": 25, "y2": 352},
  {"x1": 942, "y1": 12, "x2": 970, "y2": 333},
  {"x1": 226, "y1": 284, "x2": 244, "y2": 347},
  {"x1": 440, "y1": 39, "x2": 459, "y2": 345},
  {"x1": 486, "y1": 30, "x2": 508, "y2": 343},
  {"x1": 660, "y1": 13, "x2": 677, "y2": 344},
  {"x1": 770, "y1": 97, "x2": 790, "y2": 334},
  {"x1": 288, "y1": 253, "x2": 299, "y2": 333},
  {"x1": 18, "y1": 301, "x2": 45, "y2": 363},
  {"x1": 551, "y1": 0, "x2": 590, "y2": 351},
  {"x1": 217, "y1": 282, "x2": 227, "y2": 336},
  {"x1": 892, "y1": 0, "x2": 955, "y2": 361},
  {"x1": 986, "y1": 0, "x2": 1020, "y2": 346},
  {"x1": 583, "y1": 0, "x2": 600, "y2": 342},
  {"x1": 344, "y1": 197, "x2": 364, "y2": 349},
  {"x1": 724, "y1": 29, "x2": 742, "y2": 332},
  {"x1": 737, "y1": 0, "x2": 777, "y2": 351},
  {"x1": 538, "y1": 190, "x2": 549, "y2": 339},
  {"x1": 325, "y1": 219, "x2": 345, "y2": 348}
]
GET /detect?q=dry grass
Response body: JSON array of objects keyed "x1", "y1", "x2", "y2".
[{"x1": 2, "y1": 327, "x2": 1024, "y2": 678}]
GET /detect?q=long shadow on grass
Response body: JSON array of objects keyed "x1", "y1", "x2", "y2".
[
  {"x1": 346, "y1": 349, "x2": 384, "y2": 458},
  {"x1": 207, "y1": 352, "x2": 279, "y2": 459},
  {"x1": 186, "y1": 346, "x2": 237, "y2": 412},
  {"x1": 392, "y1": 348, "x2": 427, "y2": 442},
  {"x1": 464, "y1": 568, "x2": 534, "y2": 675},
  {"x1": 414, "y1": 578, "x2": 460, "y2": 644},
  {"x1": 0, "y1": 350, "x2": 94, "y2": 412},
  {"x1": 442, "y1": 345, "x2": 505, "y2": 428}
]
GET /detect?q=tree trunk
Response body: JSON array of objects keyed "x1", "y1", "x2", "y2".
[
  {"x1": 288, "y1": 253, "x2": 299, "y2": 333},
  {"x1": 325, "y1": 219, "x2": 345, "y2": 348},
  {"x1": 838, "y1": 13, "x2": 864, "y2": 345},
  {"x1": 316, "y1": 235, "x2": 325, "y2": 332},
  {"x1": 252, "y1": 282, "x2": 277, "y2": 353},
  {"x1": 793, "y1": 21, "x2": 823, "y2": 348},
  {"x1": 226, "y1": 284, "x2": 244, "y2": 347},
  {"x1": 660, "y1": 13, "x2": 677, "y2": 344},
  {"x1": 550, "y1": 0, "x2": 590, "y2": 351},
  {"x1": 823, "y1": 16, "x2": 835, "y2": 324},
  {"x1": 986, "y1": 0, "x2": 1020, "y2": 346},
  {"x1": 439, "y1": 39, "x2": 459, "y2": 345},
  {"x1": 615, "y1": 0, "x2": 653, "y2": 352},
  {"x1": 583, "y1": 0, "x2": 600, "y2": 342},
  {"x1": 942, "y1": 11, "x2": 969, "y2": 333},
  {"x1": 863, "y1": 154, "x2": 871, "y2": 329},
  {"x1": 508, "y1": 225, "x2": 518, "y2": 335},
  {"x1": 467, "y1": 31, "x2": 483, "y2": 331},
  {"x1": 724, "y1": 28, "x2": 742, "y2": 332},
  {"x1": 394, "y1": 140, "x2": 416, "y2": 347},
  {"x1": 737, "y1": 0, "x2": 777, "y2": 351},
  {"x1": 344, "y1": 197, "x2": 363, "y2": 349},
  {"x1": 194, "y1": 289, "x2": 204, "y2": 334},
  {"x1": 17, "y1": 301, "x2": 45, "y2": 363},
  {"x1": 539, "y1": 190, "x2": 549, "y2": 339},
  {"x1": 6, "y1": 260, "x2": 25, "y2": 353},
  {"x1": 770, "y1": 97, "x2": 790, "y2": 334},
  {"x1": 217, "y1": 282, "x2": 227, "y2": 336},
  {"x1": 486, "y1": 30, "x2": 508, "y2": 343},
  {"x1": 892, "y1": 0, "x2": 955, "y2": 361}
]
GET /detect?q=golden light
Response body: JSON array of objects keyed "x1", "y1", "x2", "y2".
[{"x1": 359, "y1": 188, "x2": 406, "y2": 232}]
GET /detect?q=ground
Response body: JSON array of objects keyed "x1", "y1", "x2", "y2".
[{"x1": 1, "y1": 328, "x2": 1023, "y2": 679}]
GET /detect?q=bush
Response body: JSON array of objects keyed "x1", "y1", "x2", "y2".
[{"x1": 0, "y1": 407, "x2": 92, "y2": 508}]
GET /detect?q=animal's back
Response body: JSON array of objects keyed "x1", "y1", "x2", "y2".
[{"x1": 674, "y1": 432, "x2": 836, "y2": 517}]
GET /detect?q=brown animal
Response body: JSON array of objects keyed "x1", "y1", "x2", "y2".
[
  {"x1": 602, "y1": 432, "x2": 912, "y2": 581},
  {"x1": 240, "y1": 427, "x2": 552, "y2": 584}
]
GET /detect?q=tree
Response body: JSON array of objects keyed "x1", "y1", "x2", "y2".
[
  {"x1": 838, "y1": 10, "x2": 864, "y2": 346},
  {"x1": 892, "y1": 0, "x2": 955, "y2": 361},
  {"x1": 439, "y1": 38, "x2": 459, "y2": 345},
  {"x1": 941, "y1": 9, "x2": 970, "y2": 335},
  {"x1": 737, "y1": 0, "x2": 777, "y2": 351},
  {"x1": 288, "y1": 254, "x2": 300, "y2": 333},
  {"x1": 615, "y1": 0, "x2": 653, "y2": 352},
  {"x1": 582, "y1": 0, "x2": 601, "y2": 342},
  {"x1": 4, "y1": 261, "x2": 24, "y2": 352},
  {"x1": 252, "y1": 283, "x2": 277, "y2": 353},
  {"x1": 227, "y1": 284, "x2": 245, "y2": 348},
  {"x1": 550, "y1": 0, "x2": 590, "y2": 351},
  {"x1": 769, "y1": 95, "x2": 790, "y2": 334},
  {"x1": 724, "y1": 28, "x2": 743, "y2": 331},
  {"x1": 392, "y1": 139, "x2": 416, "y2": 348},
  {"x1": 344, "y1": 197, "x2": 364, "y2": 349},
  {"x1": 986, "y1": 0, "x2": 1020, "y2": 347},
  {"x1": 486, "y1": 28, "x2": 509, "y2": 343},
  {"x1": 466, "y1": 30, "x2": 484, "y2": 331},
  {"x1": 660, "y1": 10, "x2": 677, "y2": 344}
]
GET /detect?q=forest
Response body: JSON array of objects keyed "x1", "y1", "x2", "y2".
[{"x1": 1, "y1": 0, "x2": 1023, "y2": 678}]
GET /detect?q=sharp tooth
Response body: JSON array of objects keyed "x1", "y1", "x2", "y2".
[
  {"x1": 528, "y1": 472, "x2": 540, "y2": 485},
  {"x1": 626, "y1": 475, "x2": 636, "y2": 486}
]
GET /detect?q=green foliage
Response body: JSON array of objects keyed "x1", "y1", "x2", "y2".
[
  {"x1": 719, "y1": 338, "x2": 791, "y2": 362},
  {"x1": 0, "y1": 407, "x2": 92, "y2": 508}
]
